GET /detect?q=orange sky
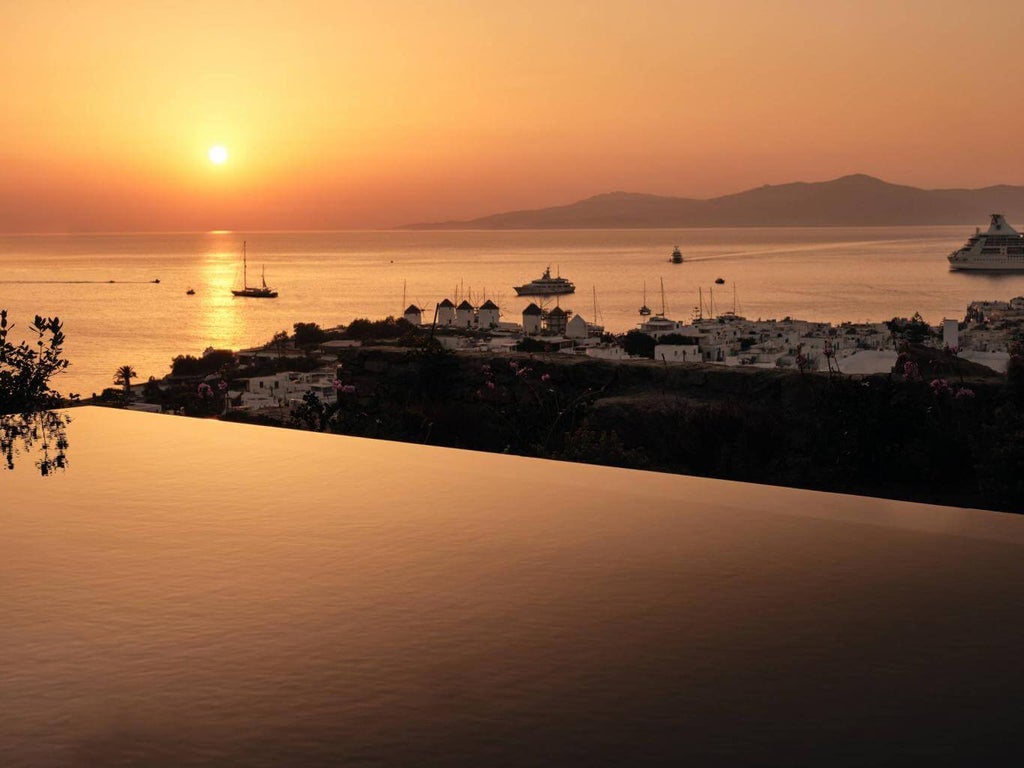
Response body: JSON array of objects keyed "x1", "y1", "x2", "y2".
[{"x1": 3, "y1": 0, "x2": 1023, "y2": 232}]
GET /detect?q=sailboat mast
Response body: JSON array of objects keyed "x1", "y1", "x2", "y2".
[{"x1": 243, "y1": 241, "x2": 248, "y2": 288}]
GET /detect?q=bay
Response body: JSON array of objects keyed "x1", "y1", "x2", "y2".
[{"x1": 2, "y1": 226, "x2": 1023, "y2": 395}]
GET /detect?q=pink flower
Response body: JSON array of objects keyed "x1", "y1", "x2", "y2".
[
  {"x1": 955, "y1": 387, "x2": 975, "y2": 399},
  {"x1": 218, "y1": 380, "x2": 228, "y2": 391},
  {"x1": 486, "y1": 380, "x2": 496, "y2": 390},
  {"x1": 197, "y1": 383, "x2": 214, "y2": 399},
  {"x1": 340, "y1": 384, "x2": 356, "y2": 394},
  {"x1": 332, "y1": 379, "x2": 343, "y2": 390},
  {"x1": 540, "y1": 373, "x2": 551, "y2": 382},
  {"x1": 930, "y1": 378, "x2": 950, "y2": 396},
  {"x1": 903, "y1": 360, "x2": 920, "y2": 380}
]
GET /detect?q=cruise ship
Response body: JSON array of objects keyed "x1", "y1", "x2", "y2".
[
  {"x1": 947, "y1": 214, "x2": 1024, "y2": 271},
  {"x1": 513, "y1": 266, "x2": 576, "y2": 296}
]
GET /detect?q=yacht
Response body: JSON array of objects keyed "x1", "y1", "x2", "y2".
[
  {"x1": 948, "y1": 214, "x2": 1024, "y2": 271},
  {"x1": 513, "y1": 266, "x2": 576, "y2": 296},
  {"x1": 232, "y1": 242, "x2": 279, "y2": 298},
  {"x1": 639, "y1": 281, "x2": 652, "y2": 316}
]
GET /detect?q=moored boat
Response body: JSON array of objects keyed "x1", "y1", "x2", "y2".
[
  {"x1": 232, "y1": 242, "x2": 278, "y2": 298},
  {"x1": 513, "y1": 266, "x2": 575, "y2": 296},
  {"x1": 670, "y1": 246, "x2": 683, "y2": 264}
]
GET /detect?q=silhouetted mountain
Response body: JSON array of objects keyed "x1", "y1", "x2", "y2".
[{"x1": 404, "y1": 175, "x2": 1024, "y2": 229}]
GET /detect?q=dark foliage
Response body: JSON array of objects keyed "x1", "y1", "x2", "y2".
[
  {"x1": 171, "y1": 350, "x2": 235, "y2": 378},
  {"x1": 0, "y1": 310, "x2": 70, "y2": 414},
  {"x1": 292, "y1": 322, "x2": 330, "y2": 346},
  {"x1": 622, "y1": 330, "x2": 656, "y2": 358}
]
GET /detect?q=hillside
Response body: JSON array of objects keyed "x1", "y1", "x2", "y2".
[{"x1": 404, "y1": 174, "x2": 1024, "y2": 229}]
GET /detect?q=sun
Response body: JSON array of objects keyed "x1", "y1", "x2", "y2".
[{"x1": 208, "y1": 145, "x2": 228, "y2": 164}]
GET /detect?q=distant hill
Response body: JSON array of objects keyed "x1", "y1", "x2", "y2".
[{"x1": 404, "y1": 175, "x2": 1024, "y2": 229}]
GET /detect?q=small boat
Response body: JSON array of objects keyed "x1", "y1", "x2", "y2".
[
  {"x1": 186, "y1": 288, "x2": 196, "y2": 295},
  {"x1": 639, "y1": 281, "x2": 652, "y2": 316},
  {"x1": 513, "y1": 266, "x2": 575, "y2": 296},
  {"x1": 153, "y1": 278, "x2": 161, "y2": 284},
  {"x1": 715, "y1": 277, "x2": 725, "y2": 285},
  {"x1": 231, "y1": 242, "x2": 278, "y2": 299},
  {"x1": 670, "y1": 246, "x2": 683, "y2": 264}
]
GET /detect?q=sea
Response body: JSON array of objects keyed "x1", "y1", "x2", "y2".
[{"x1": 3, "y1": 226, "x2": 1024, "y2": 395}]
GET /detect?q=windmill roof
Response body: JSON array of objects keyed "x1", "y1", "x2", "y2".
[
  {"x1": 438, "y1": 299, "x2": 455, "y2": 308},
  {"x1": 457, "y1": 300, "x2": 474, "y2": 310},
  {"x1": 404, "y1": 305, "x2": 422, "y2": 314},
  {"x1": 522, "y1": 303, "x2": 543, "y2": 315},
  {"x1": 479, "y1": 300, "x2": 499, "y2": 310}
]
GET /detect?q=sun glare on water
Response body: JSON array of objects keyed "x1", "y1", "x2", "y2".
[{"x1": 208, "y1": 145, "x2": 228, "y2": 164}]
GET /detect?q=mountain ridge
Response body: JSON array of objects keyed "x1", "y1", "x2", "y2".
[{"x1": 403, "y1": 175, "x2": 1024, "y2": 229}]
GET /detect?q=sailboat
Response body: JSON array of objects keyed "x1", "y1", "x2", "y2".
[
  {"x1": 232, "y1": 242, "x2": 278, "y2": 299},
  {"x1": 639, "y1": 281, "x2": 652, "y2": 316}
]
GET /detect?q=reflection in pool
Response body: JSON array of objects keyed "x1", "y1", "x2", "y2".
[
  {"x1": 2, "y1": 408, "x2": 1023, "y2": 767},
  {"x1": 0, "y1": 410, "x2": 70, "y2": 475}
]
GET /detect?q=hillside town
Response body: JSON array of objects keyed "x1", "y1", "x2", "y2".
[{"x1": 120, "y1": 293, "x2": 1024, "y2": 415}]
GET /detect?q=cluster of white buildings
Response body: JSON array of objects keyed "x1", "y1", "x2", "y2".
[
  {"x1": 229, "y1": 370, "x2": 339, "y2": 410},
  {"x1": 623, "y1": 300, "x2": 1022, "y2": 374},
  {"x1": 221, "y1": 295, "x2": 1024, "y2": 413}
]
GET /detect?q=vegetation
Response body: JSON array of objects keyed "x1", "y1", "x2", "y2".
[
  {"x1": 292, "y1": 322, "x2": 331, "y2": 346},
  {"x1": 170, "y1": 349, "x2": 235, "y2": 377},
  {"x1": 242, "y1": 347, "x2": 1024, "y2": 512},
  {"x1": 621, "y1": 330, "x2": 656, "y2": 358},
  {"x1": 0, "y1": 310, "x2": 70, "y2": 414},
  {"x1": 886, "y1": 312, "x2": 934, "y2": 347},
  {"x1": 343, "y1": 316, "x2": 421, "y2": 342},
  {"x1": 113, "y1": 365, "x2": 137, "y2": 398}
]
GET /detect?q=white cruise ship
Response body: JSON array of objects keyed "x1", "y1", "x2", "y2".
[{"x1": 948, "y1": 214, "x2": 1024, "y2": 271}]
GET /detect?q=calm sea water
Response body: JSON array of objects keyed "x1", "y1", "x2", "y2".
[{"x1": 3, "y1": 227, "x2": 1024, "y2": 394}]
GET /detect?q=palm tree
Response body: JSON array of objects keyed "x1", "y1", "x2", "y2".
[{"x1": 113, "y1": 365, "x2": 137, "y2": 399}]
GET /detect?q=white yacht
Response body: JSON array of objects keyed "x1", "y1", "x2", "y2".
[
  {"x1": 947, "y1": 214, "x2": 1024, "y2": 271},
  {"x1": 513, "y1": 266, "x2": 576, "y2": 296}
]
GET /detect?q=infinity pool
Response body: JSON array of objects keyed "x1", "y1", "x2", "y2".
[{"x1": 2, "y1": 408, "x2": 1022, "y2": 766}]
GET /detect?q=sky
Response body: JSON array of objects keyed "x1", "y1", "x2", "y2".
[{"x1": 3, "y1": 0, "x2": 1024, "y2": 232}]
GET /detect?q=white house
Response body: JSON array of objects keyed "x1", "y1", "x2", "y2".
[{"x1": 565, "y1": 314, "x2": 588, "y2": 339}]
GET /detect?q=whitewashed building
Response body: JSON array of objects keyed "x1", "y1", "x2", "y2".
[
  {"x1": 437, "y1": 299, "x2": 456, "y2": 327},
  {"x1": 478, "y1": 300, "x2": 500, "y2": 329},
  {"x1": 403, "y1": 305, "x2": 423, "y2": 325},
  {"x1": 522, "y1": 303, "x2": 543, "y2": 335},
  {"x1": 456, "y1": 300, "x2": 474, "y2": 328}
]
